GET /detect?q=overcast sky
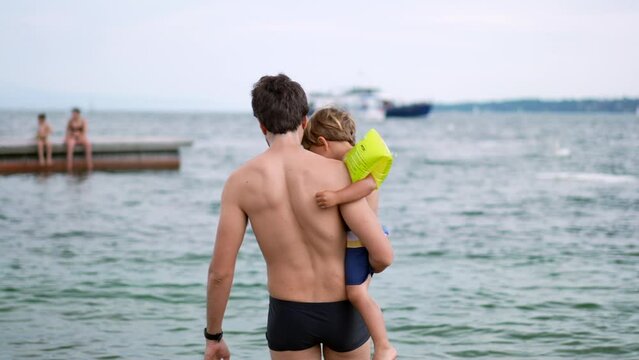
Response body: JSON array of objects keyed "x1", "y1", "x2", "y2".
[{"x1": 1, "y1": 0, "x2": 637, "y2": 111}]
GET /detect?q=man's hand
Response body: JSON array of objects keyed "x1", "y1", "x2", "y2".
[
  {"x1": 204, "y1": 339, "x2": 230, "y2": 360},
  {"x1": 315, "y1": 190, "x2": 340, "y2": 208}
]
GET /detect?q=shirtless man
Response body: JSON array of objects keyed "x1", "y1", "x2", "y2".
[{"x1": 204, "y1": 74, "x2": 394, "y2": 360}]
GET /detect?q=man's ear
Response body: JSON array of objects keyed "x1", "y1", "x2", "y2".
[
  {"x1": 259, "y1": 122, "x2": 268, "y2": 135},
  {"x1": 301, "y1": 116, "x2": 308, "y2": 130}
]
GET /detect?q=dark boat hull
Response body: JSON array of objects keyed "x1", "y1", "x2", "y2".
[{"x1": 385, "y1": 103, "x2": 432, "y2": 118}]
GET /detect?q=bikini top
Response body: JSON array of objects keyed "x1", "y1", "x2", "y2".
[{"x1": 69, "y1": 122, "x2": 84, "y2": 133}]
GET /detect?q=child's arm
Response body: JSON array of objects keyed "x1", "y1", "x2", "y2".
[{"x1": 316, "y1": 175, "x2": 377, "y2": 209}]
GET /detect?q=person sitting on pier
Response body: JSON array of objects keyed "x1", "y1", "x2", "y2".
[
  {"x1": 65, "y1": 108, "x2": 93, "y2": 171},
  {"x1": 36, "y1": 113, "x2": 53, "y2": 166}
]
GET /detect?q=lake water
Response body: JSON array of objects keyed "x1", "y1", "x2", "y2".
[{"x1": 1, "y1": 110, "x2": 638, "y2": 359}]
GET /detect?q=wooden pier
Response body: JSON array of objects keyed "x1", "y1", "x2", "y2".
[{"x1": 0, "y1": 137, "x2": 192, "y2": 174}]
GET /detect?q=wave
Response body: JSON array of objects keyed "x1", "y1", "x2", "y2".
[{"x1": 537, "y1": 172, "x2": 637, "y2": 183}]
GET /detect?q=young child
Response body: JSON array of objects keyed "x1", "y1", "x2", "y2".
[
  {"x1": 302, "y1": 108, "x2": 397, "y2": 360},
  {"x1": 36, "y1": 113, "x2": 53, "y2": 166}
]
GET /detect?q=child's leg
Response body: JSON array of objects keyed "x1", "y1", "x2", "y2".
[
  {"x1": 346, "y1": 277, "x2": 396, "y2": 359},
  {"x1": 37, "y1": 139, "x2": 45, "y2": 165}
]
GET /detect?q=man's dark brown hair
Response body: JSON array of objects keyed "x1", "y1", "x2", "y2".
[{"x1": 251, "y1": 74, "x2": 309, "y2": 134}]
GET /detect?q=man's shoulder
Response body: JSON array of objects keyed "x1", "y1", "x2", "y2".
[
  {"x1": 227, "y1": 149, "x2": 349, "y2": 185},
  {"x1": 315, "y1": 154, "x2": 348, "y2": 173},
  {"x1": 224, "y1": 153, "x2": 269, "y2": 188},
  {"x1": 233, "y1": 151, "x2": 271, "y2": 174},
  {"x1": 226, "y1": 159, "x2": 258, "y2": 184},
  {"x1": 302, "y1": 151, "x2": 351, "y2": 186}
]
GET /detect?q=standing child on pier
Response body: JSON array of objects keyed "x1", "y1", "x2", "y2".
[
  {"x1": 303, "y1": 108, "x2": 397, "y2": 360},
  {"x1": 36, "y1": 113, "x2": 53, "y2": 166}
]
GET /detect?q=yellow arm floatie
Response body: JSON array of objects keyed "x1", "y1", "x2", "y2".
[{"x1": 344, "y1": 129, "x2": 393, "y2": 188}]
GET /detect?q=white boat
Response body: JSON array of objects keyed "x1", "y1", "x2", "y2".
[{"x1": 309, "y1": 88, "x2": 386, "y2": 122}]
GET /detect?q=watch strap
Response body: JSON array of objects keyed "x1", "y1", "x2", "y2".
[{"x1": 204, "y1": 328, "x2": 223, "y2": 342}]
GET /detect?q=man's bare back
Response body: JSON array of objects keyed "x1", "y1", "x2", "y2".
[{"x1": 231, "y1": 138, "x2": 353, "y2": 301}]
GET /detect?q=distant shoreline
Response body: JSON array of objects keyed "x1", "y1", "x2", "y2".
[
  {"x1": 434, "y1": 98, "x2": 639, "y2": 113},
  {"x1": 1, "y1": 98, "x2": 638, "y2": 114}
]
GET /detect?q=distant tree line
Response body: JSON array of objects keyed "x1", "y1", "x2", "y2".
[{"x1": 434, "y1": 98, "x2": 639, "y2": 113}]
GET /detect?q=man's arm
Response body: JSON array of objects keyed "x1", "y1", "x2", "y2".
[
  {"x1": 316, "y1": 175, "x2": 377, "y2": 208},
  {"x1": 206, "y1": 177, "x2": 248, "y2": 334},
  {"x1": 339, "y1": 198, "x2": 393, "y2": 273}
]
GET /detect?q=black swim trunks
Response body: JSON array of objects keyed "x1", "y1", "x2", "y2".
[{"x1": 266, "y1": 296, "x2": 370, "y2": 352}]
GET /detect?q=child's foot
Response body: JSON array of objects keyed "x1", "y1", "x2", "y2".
[{"x1": 373, "y1": 344, "x2": 397, "y2": 360}]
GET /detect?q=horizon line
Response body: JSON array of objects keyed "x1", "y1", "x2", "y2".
[{"x1": 1, "y1": 96, "x2": 638, "y2": 114}]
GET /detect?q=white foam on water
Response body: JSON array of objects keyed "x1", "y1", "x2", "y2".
[
  {"x1": 537, "y1": 172, "x2": 637, "y2": 184},
  {"x1": 554, "y1": 148, "x2": 571, "y2": 157},
  {"x1": 552, "y1": 141, "x2": 571, "y2": 157}
]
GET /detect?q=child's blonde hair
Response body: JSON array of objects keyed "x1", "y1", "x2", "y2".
[{"x1": 302, "y1": 107, "x2": 356, "y2": 149}]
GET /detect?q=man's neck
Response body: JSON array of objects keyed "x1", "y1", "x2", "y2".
[{"x1": 265, "y1": 130, "x2": 303, "y2": 150}]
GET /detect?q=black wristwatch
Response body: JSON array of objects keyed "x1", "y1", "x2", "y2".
[{"x1": 204, "y1": 328, "x2": 223, "y2": 342}]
